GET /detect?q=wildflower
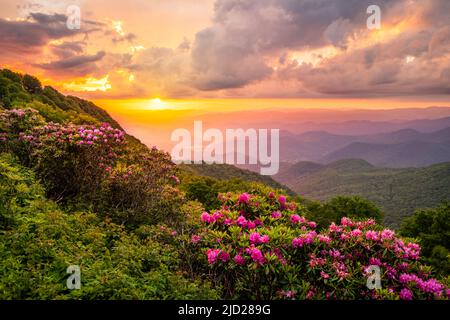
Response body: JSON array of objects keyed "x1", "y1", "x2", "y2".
[
  {"x1": 341, "y1": 217, "x2": 353, "y2": 227},
  {"x1": 246, "y1": 247, "x2": 265, "y2": 265},
  {"x1": 329, "y1": 223, "x2": 342, "y2": 233},
  {"x1": 350, "y1": 229, "x2": 363, "y2": 237},
  {"x1": 292, "y1": 237, "x2": 304, "y2": 248},
  {"x1": 271, "y1": 211, "x2": 282, "y2": 219},
  {"x1": 318, "y1": 234, "x2": 331, "y2": 244},
  {"x1": 365, "y1": 230, "x2": 380, "y2": 241},
  {"x1": 308, "y1": 222, "x2": 317, "y2": 229},
  {"x1": 247, "y1": 221, "x2": 256, "y2": 230},
  {"x1": 381, "y1": 229, "x2": 395, "y2": 240},
  {"x1": 320, "y1": 271, "x2": 330, "y2": 279},
  {"x1": 290, "y1": 214, "x2": 301, "y2": 224},
  {"x1": 234, "y1": 254, "x2": 246, "y2": 266},
  {"x1": 236, "y1": 216, "x2": 248, "y2": 227},
  {"x1": 238, "y1": 193, "x2": 250, "y2": 204},
  {"x1": 191, "y1": 235, "x2": 201, "y2": 244},
  {"x1": 171, "y1": 175, "x2": 180, "y2": 184},
  {"x1": 278, "y1": 195, "x2": 286, "y2": 204},
  {"x1": 369, "y1": 257, "x2": 382, "y2": 266},
  {"x1": 219, "y1": 251, "x2": 230, "y2": 262},
  {"x1": 201, "y1": 212, "x2": 212, "y2": 223},
  {"x1": 249, "y1": 232, "x2": 261, "y2": 244},
  {"x1": 206, "y1": 249, "x2": 220, "y2": 265},
  {"x1": 399, "y1": 288, "x2": 413, "y2": 300}
]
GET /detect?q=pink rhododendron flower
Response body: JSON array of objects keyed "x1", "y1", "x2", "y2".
[
  {"x1": 278, "y1": 195, "x2": 286, "y2": 204},
  {"x1": 329, "y1": 223, "x2": 342, "y2": 233},
  {"x1": 247, "y1": 221, "x2": 256, "y2": 230},
  {"x1": 234, "y1": 254, "x2": 246, "y2": 266},
  {"x1": 318, "y1": 235, "x2": 331, "y2": 244},
  {"x1": 236, "y1": 216, "x2": 248, "y2": 227},
  {"x1": 320, "y1": 271, "x2": 330, "y2": 279},
  {"x1": 290, "y1": 214, "x2": 301, "y2": 224},
  {"x1": 246, "y1": 247, "x2": 265, "y2": 265},
  {"x1": 238, "y1": 193, "x2": 250, "y2": 204},
  {"x1": 341, "y1": 217, "x2": 354, "y2": 227},
  {"x1": 369, "y1": 257, "x2": 382, "y2": 266},
  {"x1": 399, "y1": 288, "x2": 413, "y2": 300},
  {"x1": 365, "y1": 230, "x2": 380, "y2": 241},
  {"x1": 271, "y1": 211, "x2": 282, "y2": 219},
  {"x1": 350, "y1": 229, "x2": 363, "y2": 237},
  {"x1": 381, "y1": 229, "x2": 395, "y2": 240},
  {"x1": 249, "y1": 232, "x2": 261, "y2": 244},
  {"x1": 201, "y1": 212, "x2": 212, "y2": 223},
  {"x1": 191, "y1": 235, "x2": 201, "y2": 244},
  {"x1": 292, "y1": 237, "x2": 304, "y2": 248},
  {"x1": 219, "y1": 251, "x2": 230, "y2": 262},
  {"x1": 206, "y1": 249, "x2": 220, "y2": 264}
]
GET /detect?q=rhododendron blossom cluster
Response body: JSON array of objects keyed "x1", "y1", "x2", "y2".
[{"x1": 190, "y1": 192, "x2": 449, "y2": 300}]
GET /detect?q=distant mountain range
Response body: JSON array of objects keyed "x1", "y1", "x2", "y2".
[
  {"x1": 273, "y1": 159, "x2": 450, "y2": 227},
  {"x1": 279, "y1": 126, "x2": 450, "y2": 167}
]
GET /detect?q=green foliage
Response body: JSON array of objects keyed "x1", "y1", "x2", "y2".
[
  {"x1": 0, "y1": 153, "x2": 48, "y2": 229},
  {"x1": 22, "y1": 75, "x2": 42, "y2": 94},
  {"x1": 0, "y1": 154, "x2": 217, "y2": 299},
  {"x1": 306, "y1": 196, "x2": 384, "y2": 229},
  {"x1": 99, "y1": 149, "x2": 183, "y2": 226},
  {"x1": 400, "y1": 202, "x2": 450, "y2": 276}
]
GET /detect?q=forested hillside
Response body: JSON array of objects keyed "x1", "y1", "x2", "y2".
[{"x1": 275, "y1": 159, "x2": 450, "y2": 227}]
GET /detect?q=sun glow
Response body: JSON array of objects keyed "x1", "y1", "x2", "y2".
[{"x1": 148, "y1": 98, "x2": 168, "y2": 110}]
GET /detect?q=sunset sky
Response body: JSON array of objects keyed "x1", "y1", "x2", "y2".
[{"x1": 0, "y1": 0, "x2": 449, "y2": 113}]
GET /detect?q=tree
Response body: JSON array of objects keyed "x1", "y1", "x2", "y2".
[{"x1": 22, "y1": 74, "x2": 42, "y2": 94}]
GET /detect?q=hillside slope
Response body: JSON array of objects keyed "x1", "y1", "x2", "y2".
[
  {"x1": 179, "y1": 162, "x2": 294, "y2": 194},
  {"x1": 0, "y1": 69, "x2": 122, "y2": 129}
]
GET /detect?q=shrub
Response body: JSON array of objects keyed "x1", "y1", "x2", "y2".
[
  {"x1": 19, "y1": 121, "x2": 126, "y2": 201},
  {"x1": 188, "y1": 192, "x2": 449, "y2": 300},
  {"x1": 99, "y1": 148, "x2": 183, "y2": 226}
]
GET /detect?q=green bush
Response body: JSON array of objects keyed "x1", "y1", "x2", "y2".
[{"x1": 400, "y1": 202, "x2": 450, "y2": 276}]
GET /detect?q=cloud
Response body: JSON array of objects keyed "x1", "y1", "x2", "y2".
[
  {"x1": 187, "y1": 0, "x2": 450, "y2": 96},
  {"x1": 0, "y1": 12, "x2": 99, "y2": 55},
  {"x1": 37, "y1": 51, "x2": 105, "y2": 70}
]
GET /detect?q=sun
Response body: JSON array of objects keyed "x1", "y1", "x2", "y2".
[{"x1": 148, "y1": 98, "x2": 167, "y2": 110}]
